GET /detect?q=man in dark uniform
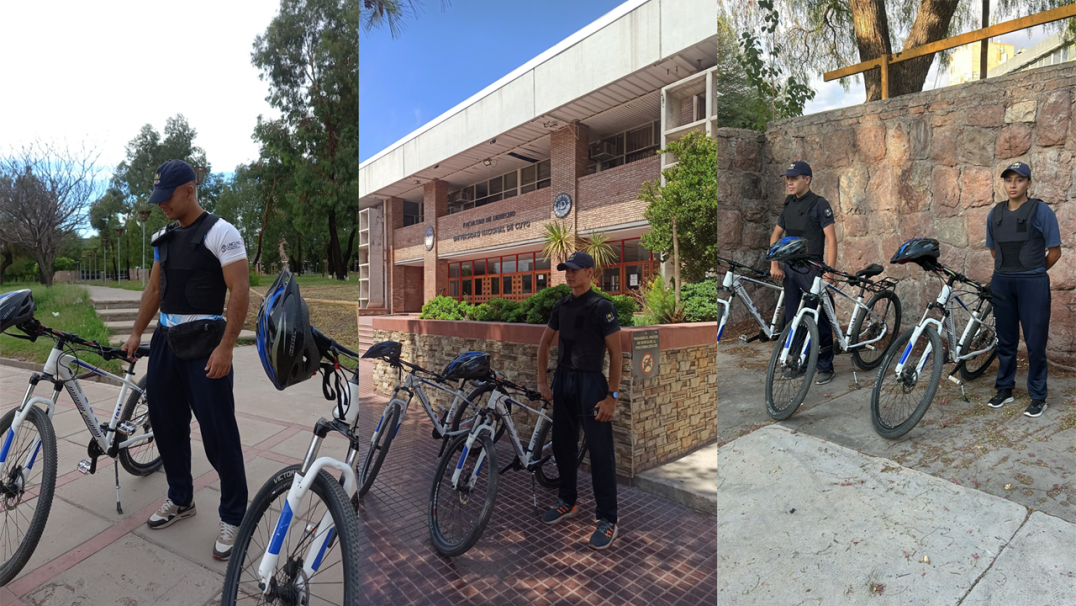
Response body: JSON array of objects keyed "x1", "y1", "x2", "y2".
[
  {"x1": 769, "y1": 161, "x2": 839, "y2": 384},
  {"x1": 985, "y1": 161, "x2": 1062, "y2": 418},
  {"x1": 537, "y1": 251, "x2": 623, "y2": 550},
  {"x1": 121, "y1": 159, "x2": 250, "y2": 560}
]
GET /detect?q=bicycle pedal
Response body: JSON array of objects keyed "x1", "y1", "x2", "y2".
[
  {"x1": 116, "y1": 421, "x2": 137, "y2": 436},
  {"x1": 77, "y1": 460, "x2": 93, "y2": 475},
  {"x1": 947, "y1": 375, "x2": 963, "y2": 386}
]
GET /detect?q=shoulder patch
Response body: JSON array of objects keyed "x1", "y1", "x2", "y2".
[
  {"x1": 604, "y1": 311, "x2": 615, "y2": 323},
  {"x1": 824, "y1": 207, "x2": 833, "y2": 218}
]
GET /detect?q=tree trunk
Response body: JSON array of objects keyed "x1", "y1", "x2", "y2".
[
  {"x1": 0, "y1": 248, "x2": 12, "y2": 285},
  {"x1": 252, "y1": 179, "x2": 278, "y2": 269},
  {"x1": 890, "y1": 0, "x2": 961, "y2": 97},
  {"x1": 672, "y1": 215, "x2": 680, "y2": 306},
  {"x1": 326, "y1": 209, "x2": 346, "y2": 280},
  {"x1": 849, "y1": 0, "x2": 893, "y2": 102},
  {"x1": 343, "y1": 228, "x2": 356, "y2": 275}
]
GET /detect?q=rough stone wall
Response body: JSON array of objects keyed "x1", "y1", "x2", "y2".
[{"x1": 719, "y1": 63, "x2": 1076, "y2": 362}]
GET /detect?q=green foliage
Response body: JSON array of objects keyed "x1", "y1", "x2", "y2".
[
  {"x1": 360, "y1": 0, "x2": 450, "y2": 40},
  {"x1": 737, "y1": 1, "x2": 815, "y2": 128},
  {"x1": 249, "y1": 270, "x2": 262, "y2": 287},
  {"x1": 607, "y1": 294, "x2": 637, "y2": 328},
  {"x1": 716, "y1": 17, "x2": 768, "y2": 130},
  {"x1": 0, "y1": 284, "x2": 121, "y2": 372},
  {"x1": 635, "y1": 277, "x2": 686, "y2": 326},
  {"x1": 681, "y1": 278, "x2": 719, "y2": 322},
  {"x1": 540, "y1": 222, "x2": 580, "y2": 269},
  {"x1": 520, "y1": 285, "x2": 572, "y2": 324},
  {"x1": 53, "y1": 257, "x2": 75, "y2": 272},
  {"x1": 639, "y1": 131, "x2": 718, "y2": 284},
  {"x1": 4, "y1": 258, "x2": 36, "y2": 281},
  {"x1": 470, "y1": 298, "x2": 522, "y2": 323},
  {"x1": 420, "y1": 296, "x2": 465, "y2": 320}
]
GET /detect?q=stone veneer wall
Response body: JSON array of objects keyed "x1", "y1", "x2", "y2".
[
  {"x1": 718, "y1": 63, "x2": 1076, "y2": 362},
  {"x1": 369, "y1": 319, "x2": 717, "y2": 480}
]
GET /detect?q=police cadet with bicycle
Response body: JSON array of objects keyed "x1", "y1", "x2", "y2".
[
  {"x1": 984, "y1": 161, "x2": 1063, "y2": 418},
  {"x1": 121, "y1": 159, "x2": 250, "y2": 560},
  {"x1": 769, "y1": 161, "x2": 840, "y2": 385},
  {"x1": 537, "y1": 251, "x2": 623, "y2": 551}
]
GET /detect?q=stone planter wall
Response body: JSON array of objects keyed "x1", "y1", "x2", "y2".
[
  {"x1": 718, "y1": 63, "x2": 1076, "y2": 363},
  {"x1": 370, "y1": 316, "x2": 717, "y2": 481}
]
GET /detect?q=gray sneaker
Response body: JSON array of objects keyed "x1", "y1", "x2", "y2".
[
  {"x1": 147, "y1": 498, "x2": 196, "y2": 530},
  {"x1": 214, "y1": 521, "x2": 238, "y2": 561},
  {"x1": 815, "y1": 371, "x2": 835, "y2": 385}
]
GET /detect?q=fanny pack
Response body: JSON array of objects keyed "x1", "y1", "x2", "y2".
[{"x1": 165, "y1": 319, "x2": 226, "y2": 361}]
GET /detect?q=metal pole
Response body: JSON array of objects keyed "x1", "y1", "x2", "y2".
[{"x1": 142, "y1": 219, "x2": 146, "y2": 288}]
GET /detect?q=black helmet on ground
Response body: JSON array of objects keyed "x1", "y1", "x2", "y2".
[
  {"x1": 442, "y1": 351, "x2": 491, "y2": 381},
  {"x1": 0, "y1": 289, "x2": 36, "y2": 334},
  {"x1": 891, "y1": 238, "x2": 941, "y2": 269},
  {"x1": 764, "y1": 236, "x2": 810, "y2": 264},
  {"x1": 362, "y1": 340, "x2": 402, "y2": 362},
  {"x1": 256, "y1": 269, "x2": 322, "y2": 391}
]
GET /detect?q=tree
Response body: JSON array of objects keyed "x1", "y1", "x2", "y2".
[
  {"x1": 0, "y1": 143, "x2": 102, "y2": 286},
  {"x1": 360, "y1": 0, "x2": 450, "y2": 39},
  {"x1": 717, "y1": 17, "x2": 770, "y2": 129},
  {"x1": 639, "y1": 131, "x2": 718, "y2": 285}
]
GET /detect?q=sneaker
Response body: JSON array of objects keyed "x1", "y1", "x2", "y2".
[
  {"x1": 815, "y1": 371, "x2": 835, "y2": 385},
  {"x1": 987, "y1": 389, "x2": 1014, "y2": 409},
  {"x1": 1023, "y1": 400, "x2": 1047, "y2": 418},
  {"x1": 147, "y1": 498, "x2": 196, "y2": 530},
  {"x1": 214, "y1": 521, "x2": 238, "y2": 561},
  {"x1": 588, "y1": 519, "x2": 618, "y2": 551},
  {"x1": 782, "y1": 368, "x2": 805, "y2": 380},
  {"x1": 541, "y1": 499, "x2": 578, "y2": 525}
]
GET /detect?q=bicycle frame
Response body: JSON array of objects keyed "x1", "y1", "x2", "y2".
[
  {"x1": 717, "y1": 268, "x2": 785, "y2": 343},
  {"x1": 450, "y1": 387, "x2": 552, "y2": 491},
  {"x1": 779, "y1": 274, "x2": 888, "y2": 367},
  {"x1": 893, "y1": 282, "x2": 994, "y2": 379},
  {"x1": 382, "y1": 369, "x2": 484, "y2": 442}
]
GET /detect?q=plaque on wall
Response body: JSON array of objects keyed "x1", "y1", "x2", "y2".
[
  {"x1": 632, "y1": 329, "x2": 660, "y2": 379},
  {"x1": 553, "y1": 193, "x2": 572, "y2": 218},
  {"x1": 424, "y1": 225, "x2": 435, "y2": 250}
]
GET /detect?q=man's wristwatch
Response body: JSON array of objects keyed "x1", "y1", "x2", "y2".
[{"x1": 608, "y1": 391, "x2": 619, "y2": 400}]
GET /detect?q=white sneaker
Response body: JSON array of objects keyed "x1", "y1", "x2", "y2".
[
  {"x1": 214, "y1": 521, "x2": 238, "y2": 561},
  {"x1": 147, "y1": 498, "x2": 196, "y2": 530}
]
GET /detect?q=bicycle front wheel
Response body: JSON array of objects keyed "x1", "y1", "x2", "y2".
[
  {"x1": 357, "y1": 402, "x2": 401, "y2": 499},
  {"x1": 765, "y1": 317, "x2": 819, "y2": 421},
  {"x1": 222, "y1": 464, "x2": 360, "y2": 606},
  {"x1": 0, "y1": 405, "x2": 57, "y2": 586},
  {"x1": 959, "y1": 303, "x2": 997, "y2": 381},
  {"x1": 533, "y1": 420, "x2": 586, "y2": 489},
  {"x1": 450, "y1": 382, "x2": 509, "y2": 444},
  {"x1": 428, "y1": 433, "x2": 498, "y2": 557},
  {"x1": 118, "y1": 375, "x2": 162, "y2": 476},
  {"x1": 871, "y1": 326, "x2": 944, "y2": 439},
  {"x1": 850, "y1": 290, "x2": 902, "y2": 371}
]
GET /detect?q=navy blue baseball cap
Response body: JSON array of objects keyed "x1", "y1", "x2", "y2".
[
  {"x1": 557, "y1": 251, "x2": 595, "y2": 271},
  {"x1": 782, "y1": 161, "x2": 812, "y2": 177},
  {"x1": 148, "y1": 160, "x2": 197, "y2": 204},
  {"x1": 1000, "y1": 161, "x2": 1031, "y2": 179}
]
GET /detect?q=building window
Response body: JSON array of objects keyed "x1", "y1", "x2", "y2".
[
  {"x1": 589, "y1": 120, "x2": 661, "y2": 173},
  {"x1": 447, "y1": 164, "x2": 531, "y2": 214},
  {"x1": 403, "y1": 201, "x2": 424, "y2": 226},
  {"x1": 447, "y1": 252, "x2": 551, "y2": 303}
]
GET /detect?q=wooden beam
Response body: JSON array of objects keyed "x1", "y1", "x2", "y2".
[
  {"x1": 880, "y1": 54, "x2": 889, "y2": 100},
  {"x1": 824, "y1": 4, "x2": 1076, "y2": 82}
]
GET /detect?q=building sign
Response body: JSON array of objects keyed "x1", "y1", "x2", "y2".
[
  {"x1": 632, "y1": 330, "x2": 660, "y2": 379},
  {"x1": 553, "y1": 193, "x2": 572, "y2": 218},
  {"x1": 452, "y1": 211, "x2": 531, "y2": 242},
  {"x1": 424, "y1": 225, "x2": 435, "y2": 250}
]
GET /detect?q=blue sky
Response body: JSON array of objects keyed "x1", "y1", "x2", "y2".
[{"x1": 359, "y1": 0, "x2": 625, "y2": 163}]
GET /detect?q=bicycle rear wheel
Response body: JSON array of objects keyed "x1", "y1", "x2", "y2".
[
  {"x1": 871, "y1": 326, "x2": 944, "y2": 439},
  {"x1": 118, "y1": 375, "x2": 162, "y2": 476},
  {"x1": 533, "y1": 420, "x2": 587, "y2": 489},
  {"x1": 959, "y1": 303, "x2": 997, "y2": 381},
  {"x1": 765, "y1": 317, "x2": 819, "y2": 421},
  {"x1": 850, "y1": 290, "x2": 901, "y2": 371},
  {"x1": 356, "y1": 402, "x2": 401, "y2": 498},
  {"x1": 222, "y1": 464, "x2": 360, "y2": 606},
  {"x1": 0, "y1": 405, "x2": 57, "y2": 586},
  {"x1": 428, "y1": 433, "x2": 498, "y2": 557}
]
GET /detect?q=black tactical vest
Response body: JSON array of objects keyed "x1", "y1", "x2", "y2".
[
  {"x1": 152, "y1": 212, "x2": 228, "y2": 315},
  {"x1": 991, "y1": 199, "x2": 1046, "y2": 274},
  {"x1": 783, "y1": 192, "x2": 825, "y2": 259},
  {"x1": 555, "y1": 291, "x2": 609, "y2": 373}
]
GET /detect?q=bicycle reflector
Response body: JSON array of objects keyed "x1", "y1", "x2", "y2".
[{"x1": 891, "y1": 238, "x2": 940, "y2": 268}]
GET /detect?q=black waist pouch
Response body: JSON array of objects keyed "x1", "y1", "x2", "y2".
[{"x1": 166, "y1": 319, "x2": 226, "y2": 361}]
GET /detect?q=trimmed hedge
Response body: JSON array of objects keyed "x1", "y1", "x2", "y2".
[{"x1": 419, "y1": 286, "x2": 638, "y2": 327}]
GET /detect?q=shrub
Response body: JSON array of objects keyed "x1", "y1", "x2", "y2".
[
  {"x1": 634, "y1": 277, "x2": 685, "y2": 325},
  {"x1": 53, "y1": 257, "x2": 76, "y2": 271},
  {"x1": 249, "y1": 270, "x2": 262, "y2": 287},
  {"x1": 681, "y1": 278, "x2": 718, "y2": 322},
  {"x1": 519, "y1": 284, "x2": 572, "y2": 324},
  {"x1": 471, "y1": 298, "x2": 521, "y2": 322},
  {"x1": 607, "y1": 293, "x2": 637, "y2": 327},
  {"x1": 420, "y1": 296, "x2": 465, "y2": 320}
]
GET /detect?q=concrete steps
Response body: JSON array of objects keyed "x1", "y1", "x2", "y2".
[
  {"x1": 357, "y1": 324, "x2": 376, "y2": 355},
  {"x1": 87, "y1": 289, "x2": 255, "y2": 346}
]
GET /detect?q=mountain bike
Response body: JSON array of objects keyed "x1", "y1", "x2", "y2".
[
  {"x1": 716, "y1": 256, "x2": 785, "y2": 344},
  {"x1": 428, "y1": 372, "x2": 587, "y2": 557},
  {"x1": 222, "y1": 327, "x2": 360, "y2": 606},
  {"x1": 0, "y1": 317, "x2": 161, "y2": 585},
  {"x1": 765, "y1": 261, "x2": 902, "y2": 421},
  {"x1": 870, "y1": 262, "x2": 1000, "y2": 439}
]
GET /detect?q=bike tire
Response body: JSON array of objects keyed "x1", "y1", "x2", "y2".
[
  {"x1": 450, "y1": 382, "x2": 509, "y2": 444},
  {"x1": 118, "y1": 375, "x2": 163, "y2": 476},
  {"x1": 428, "y1": 433, "x2": 498, "y2": 557},
  {"x1": 850, "y1": 290, "x2": 902, "y2": 372},
  {"x1": 0, "y1": 406, "x2": 58, "y2": 586},
  {"x1": 765, "y1": 316, "x2": 819, "y2": 421},
  {"x1": 221, "y1": 464, "x2": 360, "y2": 606},
  {"x1": 871, "y1": 326, "x2": 944, "y2": 439},
  {"x1": 959, "y1": 303, "x2": 997, "y2": 382},
  {"x1": 533, "y1": 420, "x2": 587, "y2": 489},
  {"x1": 357, "y1": 401, "x2": 401, "y2": 498}
]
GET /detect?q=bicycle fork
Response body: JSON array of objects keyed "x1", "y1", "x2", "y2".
[{"x1": 0, "y1": 382, "x2": 55, "y2": 503}]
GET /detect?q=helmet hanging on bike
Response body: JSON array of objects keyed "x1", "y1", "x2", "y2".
[
  {"x1": 891, "y1": 238, "x2": 941, "y2": 269},
  {"x1": 442, "y1": 351, "x2": 491, "y2": 381},
  {"x1": 361, "y1": 340, "x2": 402, "y2": 363},
  {"x1": 256, "y1": 269, "x2": 322, "y2": 390},
  {"x1": 764, "y1": 236, "x2": 810, "y2": 263},
  {"x1": 0, "y1": 289, "x2": 36, "y2": 334}
]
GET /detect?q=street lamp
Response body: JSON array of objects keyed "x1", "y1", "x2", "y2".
[
  {"x1": 100, "y1": 236, "x2": 110, "y2": 285},
  {"x1": 138, "y1": 206, "x2": 153, "y2": 288},
  {"x1": 113, "y1": 226, "x2": 124, "y2": 286}
]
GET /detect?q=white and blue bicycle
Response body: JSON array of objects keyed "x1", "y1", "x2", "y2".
[{"x1": 715, "y1": 256, "x2": 786, "y2": 344}]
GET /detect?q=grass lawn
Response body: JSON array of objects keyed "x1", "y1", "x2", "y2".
[
  {"x1": 246, "y1": 289, "x2": 360, "y2": 351},
  {"x1": 0, "y1": 284, "x2": 122, "y2": 373}
]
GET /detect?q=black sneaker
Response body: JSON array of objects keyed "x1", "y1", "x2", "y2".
[
  {"x1": 1023, "y1": 400, "x2": 1047, "y2": 418},
  {"x1": 987, "y1": 389, "x2": 1014, "y2": 409},
  {"x1": 815, "y1": 371, "x2": 835, "y2": 385},
  {"x1": 147, "y1": 498, "x2": 196, "y2": 530},
  {"x1": 782, "y1": 368, "x2": 805, "y2": 380},
  {"x1": 542, "y1": 499, "x2": 578, "y2": 525},
  {"x1": 588, "y1": 519, "x2": 618, "y2": 550}
]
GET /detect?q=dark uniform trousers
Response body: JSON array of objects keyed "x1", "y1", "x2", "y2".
[
  {"x1": 148, "y1": 325, "x2": 248, "y2": 526},
  {"x1": 991, "y1": 272, "x2": 1051, "y2": 400},
  {"x1": 783, "y1": 263, "x2": 835, "y2": 373},
  {"x1": 552, "y1": 367, "x2": 617, "y2": 525}
]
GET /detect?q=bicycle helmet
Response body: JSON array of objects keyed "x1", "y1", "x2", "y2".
[
  {"x1": 891, "y1": 238, "x2": 940, "y2": 268},
  {"x1": 442, "y1": 351, "x2": 491, "y2": 381},
  {"x1": 361, "y1": 340, "x2": 402, "y2": 362},
  {"x1": 764, "y1": 236, "x2": 810, "y2": 263},
  {"x1": 256, "y1": 269, "x2": 322, "y2": 390},
  {"x1": 0, "y1": 289, "x2": 35, "y2": 334}
]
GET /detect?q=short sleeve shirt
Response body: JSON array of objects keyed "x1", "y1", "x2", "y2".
[
  {"x1": 985, "y1": 200, "x2": 1061, "y2": 275},
  {"x1": 153, "y1": 217, "x2": 247, "y2": 327},
  {"x1": 547, "y1": 290, "x2": 620, "y2": 373},
  {"x1": 777, "y1": 192, "x2": 835, "y2": 231}
]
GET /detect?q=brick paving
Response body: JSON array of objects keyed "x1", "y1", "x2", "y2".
[{"x1": 353, "y1": 361, "x2": 717, "y2": 605}]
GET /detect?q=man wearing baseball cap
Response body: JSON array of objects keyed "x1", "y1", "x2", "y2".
[
  {"x1": 984, "y1": 161, "x2": 1062, "y2": 418},
  {"x1": 120, "y1": 159, "x2": 251, "y2": 560},
  {"x1": 769, "y1": 161, "x2": 839, "y2": 384},
  {"x1": 536, "y1": 251, "x2": 623, "y2": 550}
]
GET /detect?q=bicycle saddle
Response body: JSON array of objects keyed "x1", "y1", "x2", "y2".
[{"x1": 856, "y1": 264, "x2": 883, "y2": 279}]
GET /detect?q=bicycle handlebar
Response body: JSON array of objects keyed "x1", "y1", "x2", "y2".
[
  {"x1": 20, "y1": 319, "x2": 145, "y2": 362},
  {"x1": 488, "y1": 371, "x2": 546, "y2": 402},
  {"x1": 717, "y1": 256, "x2": 771, "y2": 280},
  {"x1": 933, "y1": 265, "x2": 1005, "y2": 302},
  {"x1": 311, "y1": 327, "x2": 361, "y2": 360}
]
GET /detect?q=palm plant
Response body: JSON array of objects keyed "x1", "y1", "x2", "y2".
[
  {"x1": 580, "y1": 229, "x2": 617, "y2": 277},
  {"x1": 540, "y1": 221, "x2": 580, "y2": 269}
]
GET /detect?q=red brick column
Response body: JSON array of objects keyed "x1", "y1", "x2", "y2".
[
  {"x1": 384, "y1": 197, "x2": 406, "y2": 313},
  {"x1": 549, "y1": 121, "x2": 590, "y2": 287},
  {"x1": 423, "y1": 179, "x2": 449, "y2": 303}
]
